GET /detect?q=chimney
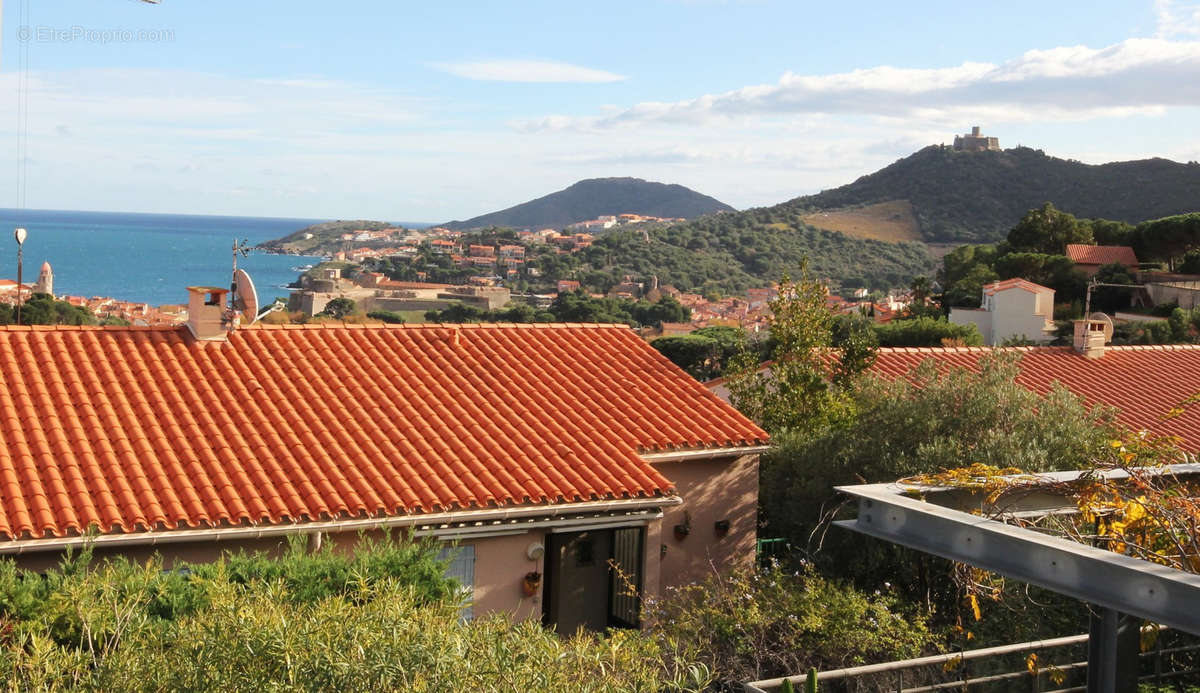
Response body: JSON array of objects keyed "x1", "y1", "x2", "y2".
[
  {"x1": 186, "y1": 286, "x2": 231, "y2": 341},
  {"x1": 1072, "y1": 318, "x2": 1108, "y2": 359},
  {"x1": 972, "y1": 125, "x2": 981, "y2": 136}
]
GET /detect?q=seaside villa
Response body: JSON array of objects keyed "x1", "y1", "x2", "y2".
[{"x1": 0, "y1": 289, "x2": 767, "y2": 631}]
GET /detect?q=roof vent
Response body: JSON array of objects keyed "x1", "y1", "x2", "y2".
[
  {"x1": 1073, "y1": 313, "x2": 1112, "y2": 359},
  {"x1": 186, "y1": 286, "x2": 230, "y2": 341}
]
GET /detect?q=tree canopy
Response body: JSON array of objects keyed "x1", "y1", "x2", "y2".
[
  {"x1": 1131, "y1": 212, "x2": 1200, "y2": 269},
  {"x1": 651, "y1": 326, "x2": 753, "y2": 381},
  {"x1": 318, "y1": 297, "x2": 357, "y2": 320},
  {"x1": 725, "y1": 269, "x2": 874, "y2": 437},
  {"x1": 1005, "y1": 202, "x2": 1094, "y2": 255},
  {"x1": 0, "y1": 294, "x2": 96, "y2": 326},
  {"x1": 424, "y1": 292, "x2": 690, "y2": 328}
]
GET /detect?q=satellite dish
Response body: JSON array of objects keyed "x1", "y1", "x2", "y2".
[
  {"x1": 233, "y1": 269, "x2": 260, "y2": 325},
  {"x1": 256, "y1": 299, "x2": 286, "y2": 321},
  {"x1": 1089, "y1": 312, "x2": 1114, "y2": 343}
]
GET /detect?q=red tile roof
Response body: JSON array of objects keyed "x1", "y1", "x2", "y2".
[
  {"x1": 1065, "y1": 244, "x2": 1139, "y2": 267},
  {"x1": 871, "y1": 345, "x2": 1200, "y2": 450},
  {"x1": 982, "y1": 278, "x2": 1054, "y2": 295},
  {"x1": 0, "y1": 323, "x2": 766, "y2": 541}
]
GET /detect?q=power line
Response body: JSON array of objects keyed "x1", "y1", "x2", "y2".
[{"x1": 15, "y1": 0, "x2": 31, "y2": 210}]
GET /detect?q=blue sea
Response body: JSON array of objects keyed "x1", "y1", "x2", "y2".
[{"x1": 0, "y1": 209, "x2": 328, "y2": 306}]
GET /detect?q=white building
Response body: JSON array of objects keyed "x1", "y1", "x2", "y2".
[{"x1": 949, "y1": 278, "x2": 1056, "y2": 345}]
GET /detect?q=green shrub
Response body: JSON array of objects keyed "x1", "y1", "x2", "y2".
[
  {"x1": 366, "y1": 309, "x2": 406, "y2": 323},
  {"x1": 1, "y1": 574, "x2": 710, "y2": 691},
  {"x1": 874, "y1": 317, "x2": 983, "y2": 347},
  {"x1": 0, "y1": 535, "x2": 457, "y2": 648},
  {"x1": 0, "y1": 537, "x2": 711, "y2": 692},
  {"x1": 644, "y1": 565, "x2": 934, "y2": 686},
  {"x1": 215, "y1": 534, "x2": 455, "y2": 605}
]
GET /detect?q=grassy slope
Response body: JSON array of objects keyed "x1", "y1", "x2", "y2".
[
  {"x1": 800, "y1": 200, "x2": 922, "y2": 243},
  {"x1": 791, "y1": 146, "x2": 1200, "y2": 243}
]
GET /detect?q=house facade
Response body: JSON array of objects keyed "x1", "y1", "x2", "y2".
[
  {"x1": 949, "y1": 278, "x2": 1056, "y2": 345},
  {"x1": 0, "y1": 312, "x2": 766, "y2": 631}
]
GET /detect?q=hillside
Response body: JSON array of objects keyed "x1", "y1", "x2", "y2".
[
  {"x1": 800, "y1": 200, "x2": 922, "y2": 242},
  {"x1": 257, "y1": 220, "x2": 395, "y2": 255},
  {"x1": 567, "y1": 203, "x2": 934, "y2": 294},
  {"x1": 442, "y1": 177, "x2": 735, "y2": 230},
  {"x1": 791, "y1": 146, "x2": 1200, "y2": 244}
]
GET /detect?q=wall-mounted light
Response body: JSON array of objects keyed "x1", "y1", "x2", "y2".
[
  {"x1": 714, "y1": 519, "x2": 731, "y2": 537},
  {"x1": 526, "y1": 542, "x2": 545, "y2": 561}
]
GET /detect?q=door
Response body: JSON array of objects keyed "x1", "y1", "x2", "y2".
[
  {"x1": 542, "y1": 527, "x2": 644, "y2": 632},
  {"x1": 608, "y1": 527, "x2": 643, "y2": 628}
]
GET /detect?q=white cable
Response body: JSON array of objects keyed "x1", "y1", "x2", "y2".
[{"x1": 14, "y1": 0, "x2": 30, "y2": 209}]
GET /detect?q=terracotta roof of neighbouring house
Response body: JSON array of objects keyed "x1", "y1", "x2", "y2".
[
  {"x1": 870, "y1": 345, "x2": 1200, "y2": 450},
  {"x1": 982, "y1": 278, "x2": 1055, "y2": 295},
  {"x1": 0, "y1": 323, "x2": 766, "y2": 540},
  {"x1": 1065, "y1": 244, "x2": 1139, "y2": 267}
]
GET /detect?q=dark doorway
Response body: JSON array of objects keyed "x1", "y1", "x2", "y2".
[{"x1": 542, "y1": 527, "x2": 644, "y2": 632}]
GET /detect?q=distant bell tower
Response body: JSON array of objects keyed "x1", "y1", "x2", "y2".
[{"x1": 34, "y1": 261, "x2": 53, "y2": 296}]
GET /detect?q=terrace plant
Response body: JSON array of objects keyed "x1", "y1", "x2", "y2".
[
  {"x1": 643, "y1": 564, "x2": 935, "y2": 687},
  {"x1": 895, "y1": 426, "x2": 1200, "y2": 650},
  {"x1": 0, "y1": 536, "x2": 712, "y2": 692}
]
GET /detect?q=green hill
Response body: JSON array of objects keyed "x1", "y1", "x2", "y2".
[
  {"x1": 570, "y1": 207, "x2": 933, "y2": 294},
  {"x1": 442, "y1": 177, "x2": 735, "y2": 230},
  {"x1": 791, "y1": 146, "x2": 1200, "y2": 244},
  {"x1": 257, "y1": 220, "x2": 394, "y2": 255}
]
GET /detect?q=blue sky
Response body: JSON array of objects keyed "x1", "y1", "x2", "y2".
[{"x1": 0, "y1": 0, "x2": 1196, "y2": 221}]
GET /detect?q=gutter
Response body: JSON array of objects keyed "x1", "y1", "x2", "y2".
[
  {"x1": 0, "y1": 496, "x2": 682, "y2": 556},
  {"x1": 640, "y1": 445, "x2": 771, "y2": 463},
  {"x1": 425, "y1": 510, "x2": 663, "y2": 540}
]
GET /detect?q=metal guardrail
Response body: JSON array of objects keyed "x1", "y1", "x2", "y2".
[
  {"x1": 745, "y1": 633, "x2": 1088, "y2": 692},
  {"x1": 745, "y1": 629, "x2": 1200, "y2": 692}
]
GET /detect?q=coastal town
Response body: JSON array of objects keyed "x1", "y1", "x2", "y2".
[
  {"x1": 259, "y1": 217, "x2": 923, "y2": 335},
  {"x1": 0, "y1": 213, "x2": 924, "y2": 335},
  {"x1": 0, "y1": 261, "x2": 187, "y2": 326},
  {"x1": 2, "y1": 0, "x2": 1200, "y2": 688}
]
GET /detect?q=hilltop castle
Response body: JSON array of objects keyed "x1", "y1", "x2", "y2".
[{"x1": 953, "y1": 125, "x2": 1000, "y2": 152}]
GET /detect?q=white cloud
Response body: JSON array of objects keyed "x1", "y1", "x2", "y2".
[
  {"x1": 514, "y1": 38, "x2": 1200, "y2": 131},
  {"x1": 431, "y1": 59, "x2": 626, "y2": 83},
  {"x1": 0, "y1": 35, "x2": 1197, "y2": 220},
  {"x1": 1156, "y1": 0, "x2": 1200, "y2": 37}
]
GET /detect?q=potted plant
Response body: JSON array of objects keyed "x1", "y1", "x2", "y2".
[
  {"x1": 673, "y1": 511, "x2": 692, "y2": 541},
  {"x1": 522, "y1": 571, "x2": 542, "y2": 596}
]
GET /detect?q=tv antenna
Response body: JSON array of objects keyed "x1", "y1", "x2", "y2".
[
  {"x1": 227, "y1": 239, "x2": 263, "y2": 327},
  {"x1": 1083, "y1": 278, "x2": 1141, "y2": 319}
]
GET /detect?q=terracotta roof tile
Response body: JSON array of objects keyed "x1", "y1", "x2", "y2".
[
  {"x1": 0, "y1": 323, "x2": 766, "y2": 540},
  {"x1": 982, "y1": 278, "x2": 1054, "y2": 295},
  {"x1": 1065, "y1": 244, "x2": 1139, "y2": 266},
  {"x1": 871, "y1": 345, "x2": 1200, "y2": 450}
]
